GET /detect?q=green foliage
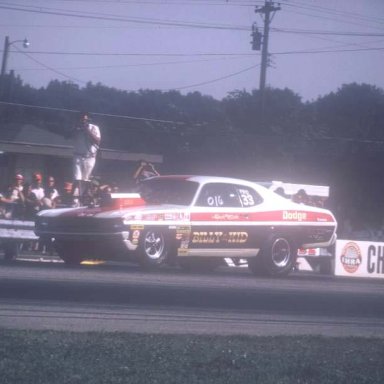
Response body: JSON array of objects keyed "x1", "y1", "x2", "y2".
[
  {"x1": 313, "y1": 83, "x2": 384, "y2": 139},
  {"x1": 2, "y1": 76, "x2": 384, "y2": 233}
]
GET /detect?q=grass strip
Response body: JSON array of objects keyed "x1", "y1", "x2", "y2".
[{"x1": 1, "y1": 329, "x2": 384, "y2": 384}]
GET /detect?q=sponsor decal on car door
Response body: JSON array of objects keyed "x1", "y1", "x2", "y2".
[{"x1": 186, "y1": 183, "x2": 260, "y2": 258}]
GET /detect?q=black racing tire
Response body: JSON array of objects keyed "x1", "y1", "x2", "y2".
[
  {"x1": 178, "y1": 257, "x2": 223, "y2": 273},
  {"x1": 2, "y1": 240, "x2": 20, "y2": 261},
  {"x1": 318, "y1": 258, "x2": 334, "y2": 275},
  {"x1": 137, "y1": 229, "x2": 169, "y2": 269},
  {"x1": 248, "y1": 235, "x2": 297, "y2": 277},
  {"x1": 246, "y1": 254, "x2": 265, "y2": 276},
  {"x1": 54, "y1": 240, "x2": 85, "y2": 266}
]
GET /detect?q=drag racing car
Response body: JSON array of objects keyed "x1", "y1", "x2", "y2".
[{"x1": 35, "y1": 175, "x2": 337, "y2": 277}]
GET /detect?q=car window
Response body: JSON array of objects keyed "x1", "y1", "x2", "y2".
[
  {"x1": 236, "y1": 186, "x2": 263, "y2": 207},
  {"x1": 196, "y1": 183, "x2": 240, "y2": 207},
  {"x1": 139, "y1": 179, "x2": 198, "y2": 205}
]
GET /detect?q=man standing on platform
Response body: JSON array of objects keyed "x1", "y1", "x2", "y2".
[{"x1": 72, "y1": 111, "x2": 101, "y2": 205}]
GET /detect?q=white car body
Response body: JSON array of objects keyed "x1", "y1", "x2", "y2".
[{"x1": 35, "y1": 175, "x2": 337, "y2": 276}]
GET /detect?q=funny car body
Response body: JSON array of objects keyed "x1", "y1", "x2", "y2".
[{"x1": 35, "y1": 175, "x2": 337, "y2": 277}]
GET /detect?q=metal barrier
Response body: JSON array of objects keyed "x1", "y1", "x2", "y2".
[
  {"x1": 0, "y1": 219, "x2": 38, "y2": 240},
  {"x1": 0, "y1": 219, "x2": 38, "y2": 260}
]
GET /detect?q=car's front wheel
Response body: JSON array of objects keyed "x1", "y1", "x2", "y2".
[
  {"x1": 248, "y1": 235, "x2": 297, "y2": 277},
  {"x1": 2, "y1": 240, "x2": 20, "y2": 261},
  {"x1": 54, "y1": 240, "x2": 85, "y2": 265},
  {"x1": 137, "y1": 229, "x2": 168, "y2": 268}
]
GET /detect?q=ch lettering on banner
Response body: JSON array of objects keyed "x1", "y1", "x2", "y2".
[{"x1": 335, "y1": 240, "x2": 384, "y2": 279}]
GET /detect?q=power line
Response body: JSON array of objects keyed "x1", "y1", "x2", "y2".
[
  {"x1": 9, "y1": 45, "x2": 384, "y2": 92},
  {"x1": 170, "y1": 63, "x2": 260, "y2": 91},
  {"x1": 2, "y1": 0, "x2": 383, "y2": 34},
  {"x1": 0, "y1": 3, "x2": 248, "y2": 31},
  {"x1": 282, "y1": 0, "x2": 384, "y2": 25},
  {"x1": 0, "y1": 100, "x2": 187, "y2": 125},
  {"x1": 15, "y1": 47, "x2": 87, "y2": 84},
  {"x1": 2, "y1": 0, "x2": 383, "y2": 97},
  {"x1": 2, "y1": 20, "x2": 384, "y2": 38},
  {"x1": 280, "y1": 0, "x2": 384, "y2": 30},
  {"x1": 272, "y1": 46, "x2": 384, "y2": 55},
  {"x1": 3, "y1": 0, "x2": 261, "y2": 7},
  {"x1": 14, "y1": 56, "x2": 252, "y2": 72},
  {"x1": 8, "y1": 42, "x2": 384, "y2": 58},
  {"x1": 7, "y1": 51, "x2": 255, "y2": 57},
  {"x1": 272, "y1": 28, "x2": 384, "y2": 37}
]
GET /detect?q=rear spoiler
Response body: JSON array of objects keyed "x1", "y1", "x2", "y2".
[{"x1": 269, "y1": 181, "x2": 329, "y2": 198}]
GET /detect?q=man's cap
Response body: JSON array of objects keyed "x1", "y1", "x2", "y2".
[
  {"x1": 15, "y1": 174, "x2": 24, "y2": 180},
  {"x1": 33, "y1": 173, "x2": 42, "y2": 181}
]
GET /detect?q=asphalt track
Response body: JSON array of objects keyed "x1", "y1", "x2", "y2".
[{"x1": 0, "y1": 256, "x2": 383, "y2": 337}]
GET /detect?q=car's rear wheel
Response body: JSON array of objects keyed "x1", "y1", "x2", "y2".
[
  {"x1": 54, "y1": 240, "x2": 84, "y2": 265},
  {"x1": 248, "y1": 235, "x2": 297, "y2": 277},
  {"x1": 137, "y1": 229, "x2": 168, "y2": 268}
]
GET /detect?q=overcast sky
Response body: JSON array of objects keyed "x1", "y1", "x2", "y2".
[{"x1": 0, "y1": 0, "x2": 383, "y2": 101}]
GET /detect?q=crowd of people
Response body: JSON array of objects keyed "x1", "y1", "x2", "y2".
[
  {"x1": 0, "y1": 174, "x2": 126, "y2": 221},
  {"x1": 0, "y1": 158, "x2": 160, "y2": 221},
  {"x1": 0, "y1": 173, "x2": 72, "y2": 220}
]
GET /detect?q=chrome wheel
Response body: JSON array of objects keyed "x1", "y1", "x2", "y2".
[
  {"x1": 138, "y1": 229, "x2": 168, "y2": 268},
  {"x1": 271, "y1": 237, "x2": 292, "y2": 269},
  {"x1": 248, "y1": 235, "x2": 296, "y2": 277},
  {"x1": 144, "y1": 231, "x2": 165, "y2": 260}
]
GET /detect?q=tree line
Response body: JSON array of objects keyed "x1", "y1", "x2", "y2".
[{"x1": 1, "y1": 74, "x2": 384, "y2": 234}]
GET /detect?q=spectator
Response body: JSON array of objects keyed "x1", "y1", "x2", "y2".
[
  {"x1": 26, "y1": 173, "x2": 48, "y2": 215},
  {"x1": 44, "y1": 176, "x2": 60, "y2": 208},
  {"x1": 0, "y1": 174, "x2": 26, "y2": 219},
  {"x1": 133, "y1": 160, "x2": 159, "y2": 184},
  {"x1": 292, "y1": 189, "x2": 309, "y2": 205},
  {"x1": 57, "y1": 182, "x2": 74, "y2": 207},
  {"x1": 85, "y1": 176, "x2": 101, "y2": 206}
]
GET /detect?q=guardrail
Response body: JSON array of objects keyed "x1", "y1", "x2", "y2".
[
  {"x1": 0, "y1": 219, "x2": 38, "y2": 240},
  {"x1": 0, "y1": 219, "x2": 38, "y2": 260}
]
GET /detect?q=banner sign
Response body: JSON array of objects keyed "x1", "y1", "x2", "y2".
[{"x1": 335, "y1": 239, "x2": 384, "y2": 279}]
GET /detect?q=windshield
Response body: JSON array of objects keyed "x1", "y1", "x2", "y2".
[{"x1": 138, "y1": 178, "x2": 199, "y2": 206}]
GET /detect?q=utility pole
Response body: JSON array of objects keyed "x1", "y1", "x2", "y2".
[
  {"x1": 0, "y1": 35, "x2": 29, "y2": 100},
  {"x1": 254, "y1": 1, "x2": 281, "y2": 117},
  {"x1": 1, "y1": 36, "x2": 10, "y2": 77}
]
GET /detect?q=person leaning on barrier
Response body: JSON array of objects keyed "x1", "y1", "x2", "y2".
[
  {"x1": 0, "y1": 174, "x2": 26, "y2": 219},
  {"x1": 44, "y1": 176, "x2": 60, "y2": 208},
  {"x1": 26, "y1": 173, "x2": 50, "y2": 216},
  {"x1": 0, "y1": 192, "x2": 13, "y2": 218},
  {"x1": 55, "y1": 182, "x2": 74, "y2": 208}
]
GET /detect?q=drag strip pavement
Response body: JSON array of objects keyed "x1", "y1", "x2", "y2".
[{"x1": 0, "y1": 260, "x2": 383, "y2": 337}]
